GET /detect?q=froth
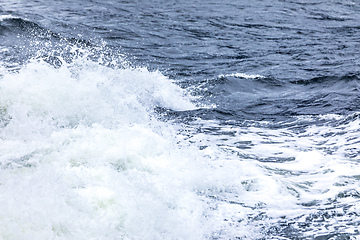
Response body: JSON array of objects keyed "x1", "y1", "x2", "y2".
[
  {"x1": 2, "y1": 55, "x2": 359, "y2": 238},
  {"x1": 219, "y1": 72, "x2": 265, "y2": 79},
  {"x1": 0, "y1": 14, "x2": 18, "y2": 21},
  {"x1": 0, "y1": 57, "x2": 194, "y2": 138},
  {"x1": 0, "y1": 57, "x2": 206, "y2": 239}
]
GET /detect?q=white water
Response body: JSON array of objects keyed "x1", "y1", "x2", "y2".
[
  {"x1": 187, "y1": 114, "x2": 360, "y2": 238},
  {"x1": 219, "y1": 73, "x2": 265, "y2": 79},
  {"x1": 0, "y1": 15, "x2": 18, "y2": 21},
  {"x1": 0, "y1": 58, "x2": 207, "y2": 239},
  {"x1": 0, "y1": 56, "x2": 359, "y2": 239}
]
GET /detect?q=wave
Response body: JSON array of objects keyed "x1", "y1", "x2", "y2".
[
  {"x1": 187, "y1": 71, "x2": 360, "y2": 123},
  {"x1": 0, "y1": 14, "x2": 99, "y2": 76},
  {"x1": 0, "y1": 15, "x2": 56, "y2": 38},
  {"x1": 0, "y1": 54, "x2": 210, "y2": 239},
  {"x1": 290, "y1": 73, "x2": 360, "y2": 85},
  {"x1": 0, "y1": 55, "x2": 195, "y2": 132},
  {"x1": 0, "y1": 14, "x2": 89, "y2": 47},
  {"x1": 7, "y1": 47, "x2": 358, "y2": 239},
  {"x1": 1, "y1": 11, "x2": 360, "y2": 239}
]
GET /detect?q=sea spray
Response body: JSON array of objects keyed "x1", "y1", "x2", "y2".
[{"x1": 0, "y1": 57, "x2": 208, "y2": 239}]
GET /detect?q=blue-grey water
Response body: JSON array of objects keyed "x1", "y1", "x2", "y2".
[{"x1": 0, "y1": 1, "x2": 360, "y2": 239}]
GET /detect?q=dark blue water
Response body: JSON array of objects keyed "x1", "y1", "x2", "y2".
[
  {"x1": 1, "y1": 0, "x2": 360, "y2": 239},
  {"x1": 2, "y1": 0, "x2": 360, "y2": 120}
]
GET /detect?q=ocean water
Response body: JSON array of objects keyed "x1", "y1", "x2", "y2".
[{"x1": 0, "y1": 0, "x2": 360, "y2": 239}]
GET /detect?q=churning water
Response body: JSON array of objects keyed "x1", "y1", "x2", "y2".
[{"x1": 0, "y1": 0, "x2": 360, "y2": 239}]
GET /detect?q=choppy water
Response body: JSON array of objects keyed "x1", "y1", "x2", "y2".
[{"x1": 0, "y1": 0, "x2": 360, "y2": 239}]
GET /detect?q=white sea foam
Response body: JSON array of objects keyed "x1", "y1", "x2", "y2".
[
  {"x1": 219, "y1": 72, "x2": 265, "y2": 79},
  {"x1": 0, "y1": 58, "x2": 194, "y2": 135},
  {"x1": 0, "y1": 56, "x2": 359, "y2": 238},
  {"x1": 185, "y1": 114, "x2": 360, "y2": 236},
  {"x1": 0, "y1": 56, "x2": 274, "y2": 239},
  {"x1": 0, "y1": 14, "x2": 18, "y2": 21},
  {"x1": 0, "y1": 58, "x2": 208, "y2": 239}
]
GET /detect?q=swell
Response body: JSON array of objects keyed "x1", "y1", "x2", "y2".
[
  {"x1": 0, "y1": 16, "x2": 59, "y2": 39},
  {"x1": 180, "y1": 72, "x2": 360, "y2": 123},
  {"x1": 0, "y1": 15, "x2": 96, "y2": 70},
  {"x1": 290, "y1": 73, "x2": 360, "y2": 85},
  {"x1": 1, "y1": 15, "x2": 94, "y2": 47}
]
